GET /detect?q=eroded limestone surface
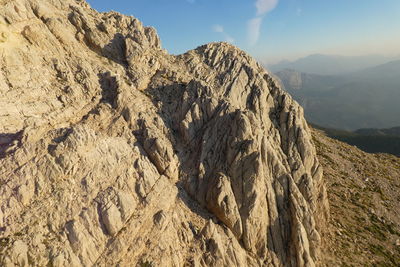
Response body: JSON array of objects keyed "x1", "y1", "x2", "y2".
[{"x1": 0, "y1": 0, "x2": 328, "y2": 266}]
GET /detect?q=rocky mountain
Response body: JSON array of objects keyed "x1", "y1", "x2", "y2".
[
  {"x1": 269, "y1": 54, "x2": 399, "y2": 76},
  {"x1": 274, "y1": 69, "x2": 340, "y2": 92},
  {"x1": 0, "y1": 1, "x2": 399, "y2": 267},
  {"x1": 274, "y1": 62, "x2": 400, "y2": 130},
  {"x1": 0, "y1": 0, "x2": 327, "y2": 266}
]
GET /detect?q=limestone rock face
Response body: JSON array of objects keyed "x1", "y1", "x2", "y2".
[{"x1": 0, "y1": 0, "x2": 328, "y2": 266}]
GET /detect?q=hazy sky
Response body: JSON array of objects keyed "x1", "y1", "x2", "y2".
[{"x1": 87, "y1": 0, "x2": 400, "y2": 64}]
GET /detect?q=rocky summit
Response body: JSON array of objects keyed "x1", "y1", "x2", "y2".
[{"x1": 0, "y1": 0, "x2": 336, "y2": 266}]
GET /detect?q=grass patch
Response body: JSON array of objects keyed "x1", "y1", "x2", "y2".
[
  {"x1": 140, "y1": 260, "x2": 153, "y2": 267},
  {"x1": 369, "y1": 244, "x2": 400, "y2": 266}
]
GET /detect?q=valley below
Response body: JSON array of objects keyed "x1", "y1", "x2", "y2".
[{"x1": 273, "y1": 58, "x2": 400, "y2": 131}]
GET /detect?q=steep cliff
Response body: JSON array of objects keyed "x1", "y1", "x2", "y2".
[{"x1": 0, "y1": 0, "x2": 328, "y2": 266}]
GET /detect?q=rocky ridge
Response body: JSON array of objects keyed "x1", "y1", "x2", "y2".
[{"x1": 0, "y1": 0, "x2": 327, "y2": 266}]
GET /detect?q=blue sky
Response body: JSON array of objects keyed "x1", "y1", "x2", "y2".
[{"x1": 86, "y1": 0, "x2": 400, "y2": 64}]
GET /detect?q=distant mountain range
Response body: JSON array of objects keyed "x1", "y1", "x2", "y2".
[
  {"x1": 273, "y1": 58, "x2": 400, "y2": 130},
  {"x1": 355, "y1": 126, "x2": 400, "y2": 136},
  {"x1": 269, "y1": 54, "x2": 400, "y2": 75}
]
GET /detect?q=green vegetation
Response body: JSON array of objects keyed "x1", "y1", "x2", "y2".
[
  {"x1": 139, "y1": 260, "x2": 153, "y2": 267},
  {"x1": 312, "y1": 124, "x2": 400, "y2": 157},
  {"x1": 0, "y1": 237, "x2": 10, "y2": 255},
  {"x1": 369, "y1": 244, "x2": 400, "y2": 266},
  {"x1": 330, "y1": 135, "x2": 400, "y2": 157}
]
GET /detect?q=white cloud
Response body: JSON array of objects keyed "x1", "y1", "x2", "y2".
[
  {"x1": 247, "y1": 0, "x2": 279, "y2": 46},
  {"x1": 212, "y1": 24, "x2": 224, "y2": 33},
  {"x1": 247, "y1": 17, "x2": 262, "y2": 46},
  {"x1": 255, "y1": 0, "x2": 278, "y2": 16},
  {"x1": 212, "y1": 24, "x2": 235, "y2": 43}
]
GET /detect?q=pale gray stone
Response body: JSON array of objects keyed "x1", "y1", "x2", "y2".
[{"x1": 0, "y1": 0, "x2": 328, "y2": 266}]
